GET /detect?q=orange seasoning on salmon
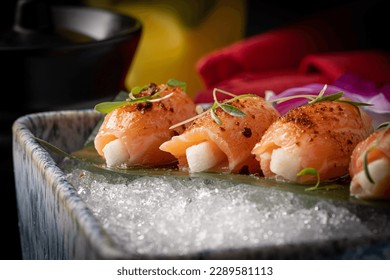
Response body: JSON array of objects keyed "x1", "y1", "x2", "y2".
[
  {"x1": 349, "y1": 125, "x2": 390, "y2": 199},
  {"x1": 251, "y1": 101, "x2": 373, "y2": 184},
  {"x1": 94, "y1": 81, "x2": 196, "y2": 167},
  {"x1": 160, "y1": 94, "x2": 280, "y2": 174}
]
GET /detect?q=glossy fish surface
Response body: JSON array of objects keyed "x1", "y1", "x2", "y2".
[
  {"x1": 94, "y1": 84, "x2": 196, "y2": 167},
  {"x1": 349, "y1": 126, "x2": 390, "y2": 199},
  {"x1": 160, "y1": 96, "x2": 280, "y2": 174},
  {"x1": 252, "y1": 101, "x2": 373, "y2": 183}
]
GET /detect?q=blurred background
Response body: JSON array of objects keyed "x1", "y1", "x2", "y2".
[{"x1": 0, "y1": 0, "x2": 387, "y2": 259}]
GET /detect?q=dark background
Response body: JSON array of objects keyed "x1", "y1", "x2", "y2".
[{"x1": 0, "y1": 0, "x2": 387, "y2": 260}]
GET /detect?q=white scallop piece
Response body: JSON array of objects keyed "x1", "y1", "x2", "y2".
[
  {"x1": 186, "y1": 141, "x2": 226, "y2": 173},
  {"x1": 102, "y1": 138, "x2": 129, "y2": 167}
]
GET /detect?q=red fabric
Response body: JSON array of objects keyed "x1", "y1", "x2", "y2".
[
  {"x1": 299, "y1": 50, "x2": 390, "y2": 84},
  {"x1": 195, "y1": 5, "x2": 364, "y2": 93},
  {"x1": 196, "y1": 25, "x2": 341, "y2": 90},
  {"x1": 194, "y1": 6, "x2": 390, "y2": 104},
  {"x1": 194, "y1": 49, "x2": 390, "y2": 104}
]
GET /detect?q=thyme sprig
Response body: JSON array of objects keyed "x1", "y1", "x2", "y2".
[
  {"x1": 170, "y1": 88, "x2": 257, "y2": 129},
  {"x1": 270, "y1": 84, "x2": 373, "y2": 108},
  {"x1": 94, "y1": 79, "x2": 186, "y2": 114}
]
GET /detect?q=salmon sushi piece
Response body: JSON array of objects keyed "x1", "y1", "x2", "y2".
[
  {"x1": 94, "y1": 83, "x2": 196, "y2": 167},
  {"x1": 349, "y1": 126, "x2": 390, "y2": 199},
  {"x1": 159, "y1": 96, "x2": 280, "y2": 174},
  {"x1": 251, "y1": 101, "x2": 373, "y2": 183}
]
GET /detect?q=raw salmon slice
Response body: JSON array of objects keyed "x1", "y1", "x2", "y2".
[
  {"x1": 94, "y1": 83, "x2": 196, "y2": 167},
  {"x1": 349, "y1": 126, "x2": 390, "y2": 199},
  {"x1": 251, "y1": 100, "x2": 373, "y2": 183},
  {"x1": 159, "y1": 96, "x2": 280, "y2": 174}
]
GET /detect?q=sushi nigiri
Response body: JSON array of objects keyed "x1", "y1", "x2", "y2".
[
  {"x1": 349, "y1": 125, "x2": 390, "y2": 199},
  {"x1": 251, "y1": 100, "x2": 373, "y2": 183},
  {"x1": 159, "y1": 95, "x2": 280, "y2": 174},
  {"x1": 94, "y1": 82, "x2": 196, "y2": 167}
]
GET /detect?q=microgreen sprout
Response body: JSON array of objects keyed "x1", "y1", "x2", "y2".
[
  {"x1": 170, "y1": 88, "x2": 257, "y2": 129},
  {"x1": 210, "y1": 88, "x2": 247, "y2": 123},
  {"x1": 376, "y1": 122, "x2": 390, "y2": 130},
  {"x1": 167, "y1": 79, "x2": 187, "y2": 91},
  {"x1": 296, "y1": 167, "x2": 320, "y2": 191},
  {"x1": 94, "y1": 79, "x2": 186, "y2": 114},
  {"x1": 363, "y1": 146, "x2": 376, "y2": 184},
  {"x1": 296, "y1": 167, "x2": 341, "y2": 191},
  {"x1": 270, "y1": 84, "x2": 373, "y2": 108}
]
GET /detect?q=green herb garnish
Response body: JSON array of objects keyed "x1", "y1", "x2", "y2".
[
  {"x1": 210, "y1": 103, "x2": 223, "y2": 125},
  {"x1": 363, "y1": 146, "x2": 376, "y2": 184},
  {"x1": 170, "y1": 88, "x2": 257, "y2": 129},
  {"x1": 296, "y1": 167, "x2": 341, "y2": 191},
  {"x1": 130, "y1": 86, "x2": 148, "y2": 95},
  {"x1": 270, "y1": 84, "x2": 373, "y2": 108},
  {"x1": 376, "y1": 122, "x2": 390, "y2": 130},
  {"x1": 309, "y1": 91, "x2": 343, "y2": 104},
  {"x1": 94, "y1": 79, "x2": 187, "y2": 114},
  {"x1": 296, "y1": 167, "x2": 320, "y2": 191},
  {"x1": 167, "y1": 79, "x2": 187, "y2": 91},
  {"x1": 208, "y1": 88, "x2": 251, "y2": 125}
]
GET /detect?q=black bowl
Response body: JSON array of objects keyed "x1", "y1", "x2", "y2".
[{"x1": 0, "y1": 5, "x2": 142, "y2": 113}]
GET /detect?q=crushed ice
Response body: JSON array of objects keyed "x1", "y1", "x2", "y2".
[{"x1": 65, "y1": 168, "x2": 387, "y2": 257}]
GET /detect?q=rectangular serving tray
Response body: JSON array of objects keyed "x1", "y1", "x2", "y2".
[{"x1": 12, "y1": 109, "x2": 390, "y2": 259}]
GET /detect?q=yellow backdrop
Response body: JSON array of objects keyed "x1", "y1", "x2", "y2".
[{"x1": 85, "y1": 0, "x2": 246, "y2": 99}]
